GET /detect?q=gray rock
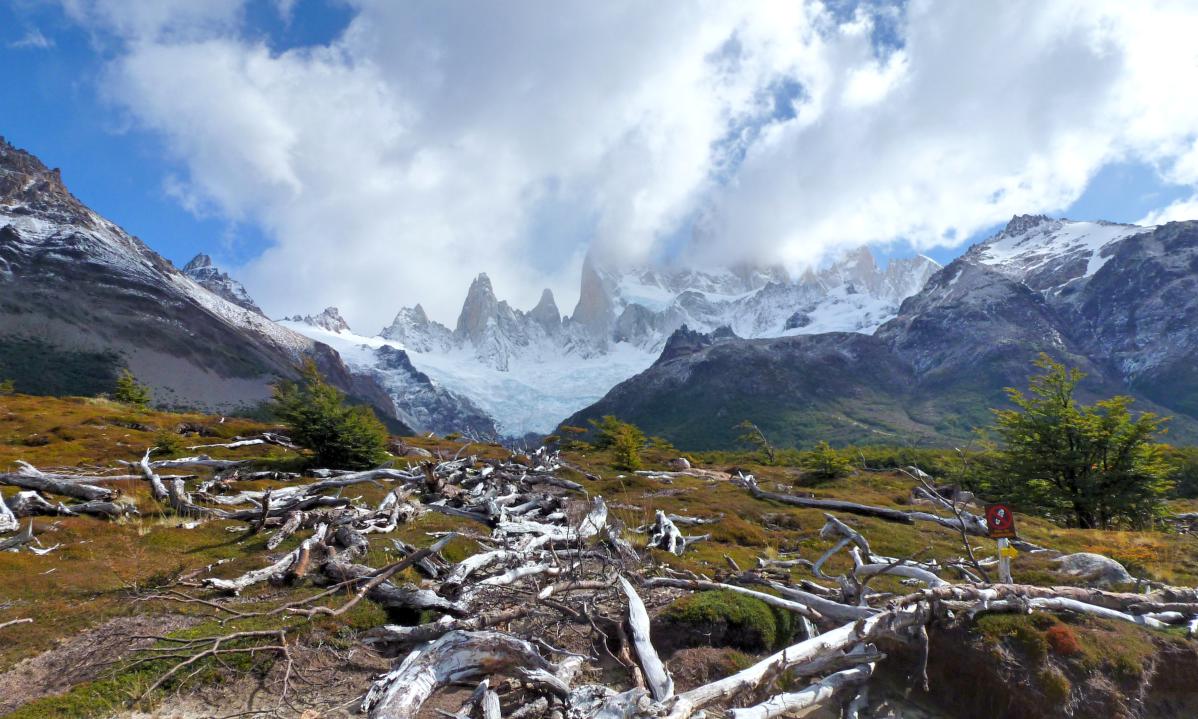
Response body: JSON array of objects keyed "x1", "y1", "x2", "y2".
[
  {"x1": 1052, "y1": 552, "x2": 1134, "y2": 587},
  {"x1": 668, "y1": 457, "x2": 691, "y2": 471}
]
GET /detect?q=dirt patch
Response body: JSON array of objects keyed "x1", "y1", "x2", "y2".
[
  {"x1": 666, "y1": 646, "x2": 752, "y2": 692},
  {"x1": 118, "y1": 641, "x2": 390, "y2": 719},
  {"x1": 0, "y1": 613, "x2": 198, "y2": 715}
]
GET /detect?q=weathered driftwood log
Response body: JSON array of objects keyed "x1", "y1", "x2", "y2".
[
  {"x1": 168, "y1": 478, "x2": 230, "y2": 519},
  {"x1": 619, "y1": 577, "x2": 674, "y2": 701},
  {"x1": 739, "y1": 476, "x2": 912, "y2": 524},
  {"x1": 203, "y1": 524, "x2": 329, "y2": 594},
  {"x1": 318, "y1": 556, "x2": 467, "y2": 617},
  {"x1": 495, "y1": 497, "x2": 607, "y2": 543},
  {"x1": 647, "y1": 511, "x2": 687, "y2": 555},
  {"x1": 726, "y1": 664, "x2": 874, "y2": 719},
  {"x1": 6, "y1": 491, "x2": 136, "y2": 520},
  {"x1": 0, "y1": 492, "x2": 18, "y2": 533},
  {"x1": 364, "y1": 606, "x2": 534, "y2": 653},
  {"x1": 664, "y1": 604, "x2": 931, "y2": 719},
  {"x1": 1, "y1": 464, "x2": 115, "y2": 502},
  {"x1": 136, "y1": 449, "x2": 170, "y2": 502},
  {"x1": 643, "y1": 577, "x2": 824, "y2": 623},
  {"x1": 362, "y1": 630, "x2": 555, "y2": 719},
  {"x1": 0, "y1": 519, "x2": 36, "y2": 551}
]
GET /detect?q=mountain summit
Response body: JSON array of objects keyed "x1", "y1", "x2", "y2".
[
  {"x1": 181, "y1": 253, "x2": 264, "y2": 315},
  {"x1": 0, "y1": 137, "x2": 407, "y2": 428}
]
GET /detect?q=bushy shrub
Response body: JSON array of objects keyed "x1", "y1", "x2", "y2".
[
  {"x1": 588, "y1": 415, "x2": 646, "y2": 470},
  {"x1": 271, "y1": 360, "x2": 388, "y2": 470},
  {"x1": 1045, "y1": 624, "x2": 1082, "y2": 656},
  {"x1": 113, "y1": 369, "x2": 151, "y2": 408},
  {"x1": 0, "y1": 378, "x2": 14, "y2": 395},
  {"x1": 800, "y1": 441, "x2": 852, "y2": 480}
]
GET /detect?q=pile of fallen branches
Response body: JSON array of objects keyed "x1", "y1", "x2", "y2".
[{"x1": 5, "y1": 443, "x2": 1198, "y2": 719}]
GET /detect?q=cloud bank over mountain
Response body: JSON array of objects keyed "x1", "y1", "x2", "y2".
[{"x1": 58, "y1": 0, "x2": 1198, "y2": 329}]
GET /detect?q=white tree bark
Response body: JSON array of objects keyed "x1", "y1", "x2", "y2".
[
  {"x1": 619, "y1": 577, "x2": 674, "y2": 701},
  {"x1": 726, "y1": 664, "x2": 874, "y2": 719},
  {"x1": 0, "y1": 492, "x2": 17, "y2": 533},
  {"x1": 363, "y1": 630, "x2": 554, "y2": 719}
]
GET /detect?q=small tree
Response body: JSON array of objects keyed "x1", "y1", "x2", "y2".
[
  {"x1": 801, "y1": 441, "x2": 852, "y2": 480},
  {"x1": 271, "y1": 360, "x2": 388, "y2": 470},
  {"x1": 113, "y1": 369, "x2": 151, "y2": 407},
  {"x1": 735, "y1": 420, "x2": 777, "y2": 464},
  {"x1": 991, "y1": 354, "x2": 1171, "y2": 529},
  {"x1": 589, "y1": 415, "x2": 646, "y2": 470},
  {"x1": 0, "y1": 379, "x2": 14, "y2": 396}
]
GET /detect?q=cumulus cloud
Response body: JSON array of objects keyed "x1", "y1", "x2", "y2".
[{"x1": 60, "y1": 0, "x2": 1198, "y2": 329}]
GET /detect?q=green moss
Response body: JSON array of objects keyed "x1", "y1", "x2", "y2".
[
  {"x1": 1037, "y1": 667, "x2": 1072, "y2": 703},
  {"x1": 661, "y1": 590, "x2": 792, "y2": 651},
  {"x1": 976, "y1": 614, "x2": 1049, "y2": 661}
]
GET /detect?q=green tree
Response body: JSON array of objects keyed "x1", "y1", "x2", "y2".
[
  {"x1": 990, "y1": 354, "x2": 1171, "y2": 529},
  {"x1": 589, "y1": 415, "x2": 646, "y2": 470},
  {"x1": 113, "y1": 369, "x2": 152, "y2": 407},
  {"x1": 271, "y1": 360, "x2": 389, "y2": 470},
  {"x1": 0, "y1": 378, "x2": 14, "y2": 395},
  {"x1": 801, "y1": 441, "x2": 852, "y2": 480},
  {"x1": 735, "y1": 420, "x2": 777, "y2": 464}
]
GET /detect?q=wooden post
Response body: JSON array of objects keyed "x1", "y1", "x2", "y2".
[{"x1": 997, "y1": 538, "x2": 1013, "y2": 584}]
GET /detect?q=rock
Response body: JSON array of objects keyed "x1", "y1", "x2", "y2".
[
  {"x1": 404, "y1": 447, "x2": 435, "y2": 459},
  {"x1": 669, "y1": 457, "x2": 691, "y2": 471},
  {"x1": 1052, "y1": 552, "x2": 1134, "y2": 587}
]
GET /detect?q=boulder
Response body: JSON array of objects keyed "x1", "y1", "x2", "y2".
[
  {"x1": 669, "y1": 457, "x2": 692, "y2": 471},
  {"x1": 1052, "y1": 552, "x2": 1134, "y2": 587}
]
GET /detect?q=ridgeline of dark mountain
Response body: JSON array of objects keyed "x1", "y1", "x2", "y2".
[
  {"x1": 564, "y1": 218, "x2": 1198, "y2": 449},
  {"x1": 0, "y1": 136, "x2": 410, "y2": 431}
]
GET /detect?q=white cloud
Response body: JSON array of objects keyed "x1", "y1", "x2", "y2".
[
  {"x1": 67, "y1": 0, "x2": 1198, "y2": 330},
  {"x1": 9, "y1": 28, "x2": 55, "y2": 49}
]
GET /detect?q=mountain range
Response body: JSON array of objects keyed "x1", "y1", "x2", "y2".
[
  {"x1": 565, "y1": 216, "x2": 1198, "y2": 448},
  {"x1": 0, "y1": 136, "x2": 410, "y2": 432},
  {"x1": 4, "y1": 134, "x2": 1196, "y2": 451}
]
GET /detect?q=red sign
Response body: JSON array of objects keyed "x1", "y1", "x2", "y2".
[{"x1": 986, "y1": 504, "x2": 1017, "y2": 539}]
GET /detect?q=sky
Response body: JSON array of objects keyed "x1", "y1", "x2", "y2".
[{"x1": 3, "y1": 0, "x2": 1198, "y2": 332}]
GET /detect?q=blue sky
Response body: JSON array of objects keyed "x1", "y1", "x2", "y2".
[{"x1": 3, "y1": 2, "x2": 1198, "y2": 327}]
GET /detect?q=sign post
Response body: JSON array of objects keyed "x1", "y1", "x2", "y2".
[{"x1": 985, "y1": 503, "x2": 1017, "y2": 584}]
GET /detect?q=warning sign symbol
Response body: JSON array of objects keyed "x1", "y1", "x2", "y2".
[{"x1": 986, "y1": 503, "x2": 1017, "y2": 539}]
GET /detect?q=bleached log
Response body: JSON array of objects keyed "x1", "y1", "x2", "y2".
[
  {"x1": 643, "y1": 577, "x2": 824, "y2": 623},
  {"x1": 203, "y1": 524, "x2": 328, "y2": 594},
  {"x1": 970, "y1": 597, "x2": 1169, "y2": 629},
  {"x1": 318, "y1": 556, "x2": 467, "y2": 617},
  {"x1": 266, "y1": 510, "x2": 305, "y2": 550},
  {"x1": 144, "y1": 455, "x2": 250, "y2": 469},
  {"x1": 726, "y1": 664, "x2": 874, "y2": 719},
  {"x1": 1, "y1": 464, "x2": 115, "y2": 502},
  {"x1": 364, "y1": 607, "x2": 534, "y2": 653},
  {"x1": 0, "y1": 493, "x2": 18, "y2": 533},
  {"x1": 647, "y1": 510, "x2": 687, "y2": 555},
  {"x1": 739, "y1": 477, "x2": 912, "y2": 524},
  {"x1": 136, "y1": 449, "x2": 169, "y2": 502},
  {"x1": 443, "y1": 535, "x2": 552, "y2": 590},
  {"x1": 6, "y1": 491, "x2": 135, "y2": 520},
  {"x1": 495, "y1": 497, "x2": 607, "y2": 542},
  {"x1": 665, "y1": 605, "x2": 930, "y2": 719},
  {"x1": 362, "y1": 630, "x2": 554, "y2": 719},
  {"x1": 851, "y1": 548, "x2": 948, "y2": 588},
  {"x1": 619, "y1": 577, "x2": 673, "y2": 701},
  {"x1": 186, "y1": 438, "x2": 268, "y2": 450},
  {"x1": 169, "y1": 478, "x2": 229, "y2": 519},
  {"x1": 0, "y1": 519, "x2": 36, "y2": 551},
  {"x1": 751, "y1": 581, "x2": 879, "y2": 623}
]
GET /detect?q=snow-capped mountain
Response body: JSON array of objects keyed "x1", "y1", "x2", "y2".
[
  {"x1": 181, "y1": 253, "x2": 264, "y2": 315},
  {"x1": 277, "y1": 314, "x2": 498, "y2": 438},
  {"x1": 289, "y1": 247, "x2": 940, "y2": 438},
  {"x1": 567, "y1": 214, "x2": 1198, "y2": 449},
  {"x1": 0, "y1": 136, "x2": 407, "y2": 428}
]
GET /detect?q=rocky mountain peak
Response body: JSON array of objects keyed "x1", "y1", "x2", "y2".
[
  {"x1": 455, "y1": 273, "x2": 501, "y2": 341},
  {"x1": 528, "y1": 288, "x2": 561, "y2": 332},
  {"x1": 1001, "y1": 214, "x2": 1053, "y2": 236},
  {"x1": 181, "y1": 253, "x2": 264, "y2": 315},
  {"x1": 288, "y1": 307, "x2": 351, "y2": 334},
  {"x1": 182, "y1": 253, "x2": 214, "y2": 272},
  {"x1": 571, "y1": 253, "x2": 615, "y2": 339},
  {"x1": 0, "y1": 136, "x2": 90, "y2": 224}
]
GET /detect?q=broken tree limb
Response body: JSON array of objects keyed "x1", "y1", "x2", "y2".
[
  {"x1": 738, "y1": 476, "x2": 912, "y2": 524},
  {"x1": 665, "y1": 604, "x2": 930, "y2": 719},
  {"x1": 726, "y1": 663, "x2": 875, "y2": 719},
  {"x1": 362, "y1": 630, "x2": 555, "y2": 719},
  {"x1": 0, "y1": 492, "x2": 17, "y2": 533},
  {"x1": 619, "y1": 577, "x2": 674, "y2": 701},
  {"x1": 364, "y1": 607, "x2": 534, "y2": 653},
  {"x1": 0, "y1": 617, "x2": 33, "y2": 630},
  {"x1": 203, "y1": 524, "x2": 329, "y2": 594},
  {"x1": 1, "y1": 464, "x2": 115, "y2": 502},
  {"x1": 643, "y1": 577, "x2": 824, "y2": 623},
  {"x1": 137, "y1": 449, "x2": 170, "y2": 502},
  {"x1": 0, "y1": 519, "x2": 36, "y2": 552}
]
